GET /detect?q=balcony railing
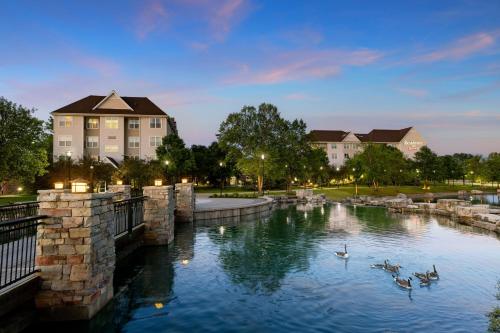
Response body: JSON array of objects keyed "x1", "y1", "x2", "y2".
[
  {"x1": 113, "y1": 196, "x2": 145, "y2": 237},
  {"x1": 0, "y1": 201, "x2": 39, "y2": 222}
]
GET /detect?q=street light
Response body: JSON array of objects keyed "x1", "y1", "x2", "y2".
[
  {"x1": 164, "y1": 160, "x2": 170, "y2": 184},
  {"x1": 260, "y1": 154, "x2": 265, "y2": 195},
  {"x1": 66, "y1": 150, "x2": 72, "y2": 189},
  {"x1": 219, "y1": 161, "x2": 224, "y2": 196}
]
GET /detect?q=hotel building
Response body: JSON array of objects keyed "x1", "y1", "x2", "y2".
[
  {"x1": 309, "y1": 127, "x2": 426, "y2": 167},
  {"x1": 52, "y1": 91, "x2": 177, "y2": 164}
]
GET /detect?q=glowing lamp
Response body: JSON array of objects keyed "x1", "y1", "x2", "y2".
[
  {"x1": 181, "y1": 259, "x2": 189, "y2": 265},
  {"x1": 154, "y1": 303, "x2": 164, "y2": 309},
  {"x1": 71, "y1": 180, "x2": 88, "y2": 193},
  {"x1": 154, "y1": 179, "x2": 163, "y2": 186},
  {"x1": 17, "y1": 187, "x2": 23, "y2": 192},
  {"x1": 116, "y1": 180, "x2": 123, "y2": 185},
  {"x1": 54, "y1": 182, "x2": 64, "y2": 189},
  {"x1": 181, "y1": 178, "x2": 188, "y2": 184}
]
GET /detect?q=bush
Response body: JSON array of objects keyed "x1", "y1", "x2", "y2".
[{"x1": 488, "y1": 307, "x2": 500, "y2": 333}]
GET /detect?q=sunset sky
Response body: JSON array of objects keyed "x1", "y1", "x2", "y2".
[{"x1": 1, "y1": 0, "x2": 499, "y2": 154}]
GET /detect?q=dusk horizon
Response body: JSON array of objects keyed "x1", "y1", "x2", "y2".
[{"x1": 2, "y1": 0, "x2": 500, "y2": 155}]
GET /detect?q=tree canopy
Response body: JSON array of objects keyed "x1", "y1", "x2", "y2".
[{"x1": 0, "y1": 97, "x2": 49, "y2": 192}]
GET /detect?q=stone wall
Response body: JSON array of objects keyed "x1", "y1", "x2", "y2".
[
  {"x1": 175, "y1": 183, "x2": 195, "y2": 223},
  {"x1": 107, "y1": 184, "x2": 131, "y2": 201},
  {"x1": 35, "y1": 190, "x2": 115, "y2": 320},
  {"x1": 143, "y1": 186, "x2": 175, "y2": 245}
]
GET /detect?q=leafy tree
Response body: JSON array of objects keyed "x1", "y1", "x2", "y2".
[
  {"x1": 156, "y1": 133, "x2": 195, "y2": 184},
  {"x1": 484, "y1": 153, "x2": 500, "y2": 187},
  {"x1": 414, "y1": 146, "x2": 439, "y2": 189},
  {"x1": 0, "y1": 97, "x2": 49, "y2": 193},
  {"x1": 113, "y1": 157, "x2": 163, "y2": 189}
]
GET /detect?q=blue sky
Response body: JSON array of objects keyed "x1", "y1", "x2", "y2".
[{"x1": 1, "y1": 0, "x2": 499, "y2": 154}]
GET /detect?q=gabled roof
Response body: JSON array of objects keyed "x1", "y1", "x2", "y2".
[
  {"x1": 355, "y1": 127, "x2": 413, "y2": 143},
  {"x1": 52, "y1": 93, "x2": 167, "y2": 116},
  {"x1": 308, "y1": 130, "x2": 350, "y2": 142}
]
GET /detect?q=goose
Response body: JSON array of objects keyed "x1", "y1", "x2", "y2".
[
  {"x1": 413, "y1": 271, "x2": 431, "y2": 286},
  {"x1": 335, "y1": 244, "x2": 349, "y2": 259},
  {"x1": 393, "y1": 275, "x2": 412, "y2": 289},
  {"x1": 428, "y1": 265, "x2": 439, "y2": 280},
  {"x1": 383, "y1": 260, "x2": 401, "y2": 274},
  {"x1": 370, "y1": 263, "x2": 385, "y2": 269}
]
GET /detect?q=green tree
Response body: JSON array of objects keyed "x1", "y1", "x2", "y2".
[
  {"x1": 414, "y1": 146, "x2": 439, "y2": 189},
  {"x1": 0, "y1": 97, "x2": 49, "y2": 193},
  {"x1": 218, "y1": 103, "x2": 317, "y2": 194},
  {"x1": 485, "y1": 153, "x2": 500, "y2": 187},
  {"x1": 156, "y1": 133, "x2": 195, "y2": 184}
]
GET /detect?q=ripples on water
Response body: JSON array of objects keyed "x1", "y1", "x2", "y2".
[{"x1": 31, "y1": 204, "x2": 500, "y2": 333}]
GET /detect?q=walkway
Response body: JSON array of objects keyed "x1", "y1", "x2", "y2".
[{"x1": 195, "y1": 194, "x2": 266, "y2": 211}]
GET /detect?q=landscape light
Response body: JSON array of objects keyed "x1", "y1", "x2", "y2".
[
  {"x1": 54, "y1": 182, "x2": 64, "y2": 189},
  {"x1": 181, "y1": 178, "x2": 188, "y2": 184},
  {"x1": 116, "y1": 180, "x2": 123, "y2": 185},
  {"x1": 17, "y1": 187, "x2": 23, "y2": 192},
  {"x1": 154, "y1": 303, "x2": 164, "y2": 309},
  {"x1": 71, "y1": 180, "x2": 88, "y2": 193},
  {"x1": 165, "y1": 160, "x2": 170, "y2": 166},
  {"x1": 154, "y1": 179, "x2": 163, "y2": 186},
  {"x1": 261, "y1": 154, "x2": 265, "y2": 160},
  {"x1": 181, "y1": 259, "x2": 189, "y2": 265}
]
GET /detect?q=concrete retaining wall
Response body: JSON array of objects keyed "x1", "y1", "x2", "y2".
[{"x1": 194, "y1": 197, "x2": 274, "y2": 222}]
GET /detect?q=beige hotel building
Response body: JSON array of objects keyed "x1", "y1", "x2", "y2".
[
  {"x1": 309, "y1": 127, "x2": 426, "y2": 167},
  {"x1": 52, "y1": 91, "x2": 177, "y2": 164}
]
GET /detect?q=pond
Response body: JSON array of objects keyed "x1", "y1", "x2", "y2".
[
  {"x1": 30, "y1": 204, "x2": 500, "y2": 332},
  {"x1": 415, "y1": 193, "x2": 500, "y2": 206}
]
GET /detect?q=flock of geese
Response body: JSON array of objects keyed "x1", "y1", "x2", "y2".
[{"x1": 334, "y1": 244, "x2": 440, "y2": 290}]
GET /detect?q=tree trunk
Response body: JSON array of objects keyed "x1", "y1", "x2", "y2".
[{"x1": 257, "y1": 175, "x2": 263, "y2": 195}]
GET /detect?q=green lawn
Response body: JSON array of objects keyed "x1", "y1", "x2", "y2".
[
  {"x1": 0, "y1": 194, "x2": 37, "y2": 206},
  {"x1": 195, "y1": 184, "x2": 494, "y2": 201}
]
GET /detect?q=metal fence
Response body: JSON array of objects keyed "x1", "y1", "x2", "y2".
[
  {"x1": 114, "y1": 196, "x2": 145, "y2": 237},
  {"x1": 0, "y1": 216, "x2": 46, "y2": 289},
  {"x1": 0, "y1": 201, "x2": 39, "y2": 222}
]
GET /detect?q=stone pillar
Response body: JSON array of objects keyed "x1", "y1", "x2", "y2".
[
  {"x1": 107, "y1": 184, "x2": 131, "y2": 201},
  {"x1": 35, "y1": 190, "x2": 115, "y2": 321},
  {"x1": 143, "y1": 186, "x2": 174, "y2": 245},
  {"x1": 175, "y1": 183, "x2": 195, "y2": 223}
]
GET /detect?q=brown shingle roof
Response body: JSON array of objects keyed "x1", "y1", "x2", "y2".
[
  {"x1": 355, "y1": 127, "x2": 412, "y2": 143},
  {"x1": 52, "y1": 95, "x2": 167, "y2": 116},
  {"x1": 308, "y1": 130, "x2": 349, "y2": 142}
]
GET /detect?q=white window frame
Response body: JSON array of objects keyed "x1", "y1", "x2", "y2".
[
  {"x1": 332, "y1": 153, "x2": 337, "y2": 159},
  {"x1": 128, "y1": 136, "x2": 140, "y2": 148},
  {"x1": 105, "y1": 117, "x2": 119, "y2": 129},
  {"x1": 150, "y1": 136, "x2": 162, "y2": 147},
  {"x1": 331, "y1": 143, "x2": 337, "y2": 149},
  {"x1": 86, "y1": 118, "x2": 99, "y2": 129},
  {"x1": 58, "y1": 135, "x2": 72, "y2": 147},
  {"x1": 58, "y1": 116, "x2": 73, "y2": 128},
  {"x1": 150, "y1": 118, "x2": 161, "y2": 129},
  {"x1": 86, "y1": 136, "x2": 98, "y2": 148},
  {"x1": 128, "y1": 119, "x2": 140, "y2": 129},
  {"x1": 104, "y1": 145, "x2": 119, "y2": 153}
]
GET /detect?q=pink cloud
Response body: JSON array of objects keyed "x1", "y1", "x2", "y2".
[
  {"x1": 413, "y1": 32, "x2": 496, "y2": 63},
  {"x1": 225, "y1": 49, "x2": 383, "y2": 84},
  {"x1": 71, "y1": 54, "x2": 120, "y2": 77},
  {"x1": 210, "y1": 0, "x2": 247, "y2": 41},
  {"x1": 135, "y1": 0, "x2": 169, "y2": 39}
]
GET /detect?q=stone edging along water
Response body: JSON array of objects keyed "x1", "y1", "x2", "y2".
[
  {"x1": 344, "y1": 194, "x2": 500, "y2": 234},
  {"x1": 194, "y1": 196, "x2": 274, "y2": 222}
]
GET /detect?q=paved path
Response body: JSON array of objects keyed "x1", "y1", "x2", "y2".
[{"x1": 195, "y1": 194, "x2": 266, "y2": 211}]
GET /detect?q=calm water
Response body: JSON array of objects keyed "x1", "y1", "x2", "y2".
[{"x1": 32, "y1": 204, "x2": 500, "y2": 333}]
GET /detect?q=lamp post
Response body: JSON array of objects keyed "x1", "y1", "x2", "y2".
[
  {"x1": 90, "y1": 165, "x2": 94, "y2": 193},
  {"x1": 352, "y1": 167, "x2": 358, "y2": 197},
  {"x1": 260, "y1": 154, "x2": 265, "y2": 195},
  {"x1": 66, "y1": 151, "x2": 72, "y2": 189},
  {"x1": 219, "y1": 161, "x2": 224, "y2": 196},
  {"x1": 164, "y1": 160, "x2": 170, "y2": 185}
]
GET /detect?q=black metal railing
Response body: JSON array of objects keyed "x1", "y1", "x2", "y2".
[
  {"x1": 114, "y1": 196, "x2": 145, "y2": 237},
  {"x1": 0, "y1": 201, "x2": 39, "y2": 222},
  {"x1": 0, "y1": 215, "x2": 46, "y2": 289}
]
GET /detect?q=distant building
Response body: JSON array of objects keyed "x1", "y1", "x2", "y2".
[
  {"x1": 309, "y1": 127, "x2": 426, "y2": 167},
  {"x1": 52, "y1": 90, "x2": 177, "y2": 165}
]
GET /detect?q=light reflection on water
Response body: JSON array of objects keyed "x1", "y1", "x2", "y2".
[{"x1": 30, "y1": 204, "x2": 500, "y2": 333}]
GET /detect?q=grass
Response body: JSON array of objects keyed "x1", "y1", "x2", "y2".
[
  {"x1": 195, "y1": 184, "x2": 494, "y2": 201},
  {"x1": 0, "y1": 194, "x2": 37, "y2": 206},
  {"x1": 314, "y1": 184, "x2": 489, "y2": 201}
]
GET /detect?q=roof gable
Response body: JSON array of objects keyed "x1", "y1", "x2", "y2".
[
  {"x1": 309, "y1": 130, "x2": 349, "y2": 142},
  {"x1": 93, "y1": 90, "x2": 133, "y2": 111}
]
